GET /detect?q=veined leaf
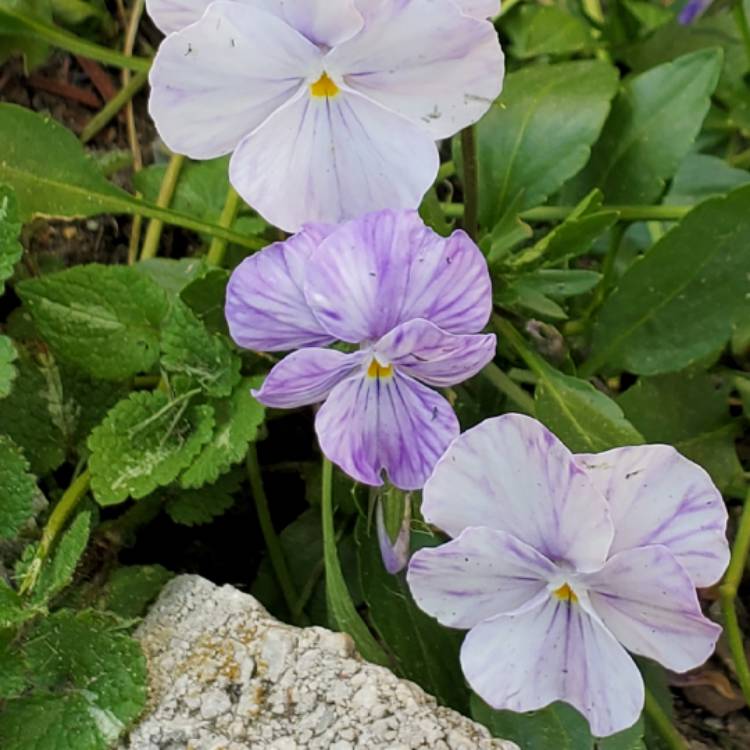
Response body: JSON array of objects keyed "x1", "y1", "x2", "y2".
[{"x1": 0, "y1": 436, "x2": 37, "y2": 541}]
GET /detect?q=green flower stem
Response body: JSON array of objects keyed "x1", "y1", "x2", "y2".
[
  {"x1": 644, "y1": 688, "x2": 687, "y2": 750},
  {"x1": 19, "y1": 469, "x2": 91, "y2": 595},
  {"x1": 583, "y1": 223, "x2": 626, "y2": 321},
  {"x1": 206, "y1": 187, "x2": 242, "y2": 267},
  {"x1": 481, "y1": 361, "x2": 536, "y2": 416},
  {"x1": 459, "y1": 126, "x2": 479, "y2": 241},
  {"x1": 140, "y1": 153, "x2": 186, "y2": 261},
  {"x1": 437, "y1": 160, "x2": 455, "y2": 181},
  {"x1": 80, "y1": 69, "x2": 149, "y2": 144},
  {"x1": 720, "y1": 488, "x2": 750, "y2": 707},
  {"x1": 246, "y1": 444, "x2": 302, "y2": 625},
  {"x1": 734, "y1": 0, "x2": 750, "y2": 70},
  {"x1": 0, "y1": 8, "x2": 152, "y2": 72},
  {"x1": 492, "y1": 314, "x2": 547, "y2": 377},
  {"x1": 440, "y1": 203, "x2": 692, "y2": 223}
]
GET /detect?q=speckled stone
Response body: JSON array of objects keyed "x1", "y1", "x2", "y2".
[{"x1": 122, "y1": 575, "x2": 518, "y2": 750}]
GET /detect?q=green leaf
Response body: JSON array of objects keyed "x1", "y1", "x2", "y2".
[
  {"x1": 179, "y1": 267, "x2": 231, "y2": 334},
  {"x1": 165, "y1": 472, "x2": 238, "y2": 526},
  {"x1": 571, "y1": 49, "x2": 722, "y2": 204},
  {"x1": 476, "y1": 60, "x2": 619, "y2": 229},
  {"x1": 88, "y1": 390, "x2": 215, "y2": 506},
  {"x1": 471, "y1": 695, "x2": 595, "y2": 750},
  {"x1": 0, "y1": 579, "x2": 36, "y2": 629},
  {"x1": 585, "y1": 184, "x2": 750, "y2": 376},
  {"x1": 0, "y1": 633, "x2": 28, "y2": 699},
  {"x1": 96, "y1": 565, "x2": 173, "y2": 619},
  {"x1": 161, "y1": 300, "x2": 241, "y2": 398},
  {"x1": 0, "y1": 609, "x2": 147, "y2": 750},
  {"x1": 598, "y1": 719, "x2": 646, "y2": 750},
  {"x1": 180, "y1": 377, "x2": 265, "y2": 489},
  {"x1": 32, "y1": 511, "x2": 91, "y2": 604},
  {"x1": 0, "y1": 184, "x2": 22, "y2": 294},
  {"x1": 619, "y1": 372, "x2": 743, "y2": 492},
  {"x1": 136, "y1": 257, "x2": 209, "y2": 296},
  {"x1": 504, "y1": 5, "x2": 595, "y2": 60},
  {"x1": 356, "y1": 521, "x2": 467, "y2": 712},
  {"x1": 0, "y1": 335, "x2": 17, "y2": 399},
  {"x1": 0, "y1": 0, "x2": 52, "y2": 70},
  {"x1": 18, "y1": 264, "x2": 169, "y2": 380},
  {"x1": 0, "y1": 435, "x2": 36, "y2": 541},
  {"x1": 665, "y1": 153, "x2": 750, "y2": 206}
]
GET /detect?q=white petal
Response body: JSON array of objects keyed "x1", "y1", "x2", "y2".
[
  {"x1": 457, "y1": 0, "x2": 500, "y2": 19},
  {"x1": 581, "y1": 546, "x2": 722, "y2": 673},
  {"x1": 327, "y1": 0, "x2": 504, "y2": 139},
  {"x1": 407, "y1": 527, "x2": 556, "y2": 628},
  {"x1": 577, "y1": 445, "x2": 730, "y2": 587},
  {"x1": 422, "y1": 414, "x2": 614, "y2": 572},
  {"x1": 230, "y1": 90, "x2": 438, "y2": 232},
  {"x1": 281, "y1": 0, "x2": 363, "y2": 46},
  {"x1": 146, "y1": 0, "x2": 284, "y2": 35},
  {"x1": 461, "y1": 596, "x2": 644, "y2": 738},
  {"x1": 149, "y1": 1, "x2": 321, "y2": 159}
]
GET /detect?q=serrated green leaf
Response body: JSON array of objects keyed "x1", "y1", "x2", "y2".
[
  {"x1": 585, "y1": 184, "x2": 750, "y2": 376},
  {"x1": 476, "y1": 60, "x2": 619, "y2": 229},
  {"x1": 96, "y1": 565, "x2": 173, "y2": 619},
  {"x1": 32, "y1": 511, "x2": 90, "y2": 604},
  {"x1": 0, "y1": 436, "x2": 36, "y2": 541},
  {"x1": 571, "y1": 49, "x2": 722, "y2": 204},
  {"x1": 180, "y1": 376, "x2": 265, "y2": 489},
  {"x1": 17, "y1": 264, "x2": 169, "y2": 380},
  {"x1": 180, "y1": 267, "x2": 231, "y2": 334},
  {"x1": 0, "y1": 335, "x2": 17, "y2": 399},
  {"x1": 0, "y1": 579, "x2": 36, "y2": 629},
  {"x1": 0, "y1": 633, "x2": 28, "y2": 699},
  {"x1": 166, "y1": 472, "x2": 238, "y2": 526},
  {"x1": 88, "y1": 390, "x2": 215, "y2": 506},
  {"x1": 0, "y1": 185, "x2": 22, "y2": 294},
  {"x1": 505, "y1": 4, "x2": 595, "y2": 60},
  {"x1": 0, "y1": 609, "x2": 147, "y2": 750},
  {"x1": 161, "y1": 300, "x2": 241, "y2": 397}
]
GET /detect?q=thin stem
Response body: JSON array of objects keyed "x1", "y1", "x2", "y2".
[
  {"x1": 493, "y1": 315, "x2": 545, "y2": 377},
  {"x1": 460, "y1": 126, "x2": 479, "y2": 241},
  {"x1": 720, "y1": 489, "x2": 750, "y2": 706},
  {"x1": 734, "y1": 0, "x2": 750, "y2": 70},
  {"x1": 644, "y1": 688, "x2": 687, "y2": 750},
  {"x1": 19, "y1": 469, "x2": 91, "y2": 595},
  {"x1": 206, "y1": 187, "x2": 242, "y2": 267},
  {"x1": 140, "y1": 153, "x2": 185, "y2": 261},
  {"x1": 481, "y1": 361, "x2": 536, "y2": 416},
  {"x1": 583, "y1": 223, "x2": 625, "y2": 320},
  {"x1": 440, "y1": 203, "x2": 693, "y2": 223},
  {"x1": 437, "y1": 160, "x2": 455, "y2": 181},
  {"x1": 246, "y1": 444, "x2": 302, "y2": 625},
  {"x1": 0, "y1": 8, "x2": 151, "y2": 71},
  {"x1": 80, "y1": 69, "x2": 148, "y2": 143}
]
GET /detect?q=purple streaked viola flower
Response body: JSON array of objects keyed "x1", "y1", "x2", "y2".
[
  {"x1": 146, "y1": 0, "x2": 504, "y2": 232},
  {"x1": 678, "y1": 0, "x2": 712, "y2": 25},
  {"x1": 407, "y1": 414, "x2": 729, "y2": 737},
  {"x1": 225, "y1": 209, "x2": 496, "y2": 490}
]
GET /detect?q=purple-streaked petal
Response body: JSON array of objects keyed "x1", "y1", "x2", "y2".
[
  {"x1": 305, "y1": 210, "x2": 492, "y2": 343},
  {"x1": 328, "y1": 0, "x2": 504, "y2": 140},
  {"x1": 407, "y1": 527, "x2": 556, "y2": 628},
  {"x1": 253, "y1": 348, "x2": 364, "y2": 409},
  {"x1": 457, "y1": 0, "x2": 500, "y2": 18},
  {"x1": 149, "y1": 1, "x2": 321, "y2": 159},
  {"x1": 462, "y1": 595, "x2": 644, "y2": 737},
  {"x1": 422, "y1": 414, "x2": 614, "y2": 572},
  {"x1": 577, "y1": 445, "x2": 729, "y2": 588},
  {"x1": 280, "y1": 0, "x2": 363, "y2": 46},
  {"x1": 146, "y1": 0, "x2": 282, "y2": 35},
  {"x1": 580, "y1": 545, "x2": 721, "y2": 673},
  {"x1": 229, "y1": 91, "x2": 438, "y2": 233},
  {"x1": 375, "y1": 319, "x2": 496, "y2": 387},
  {"x1": 315, "y1": 369, "x2": 459, "y2": 490},
  {"x1": 225, "y1": 226, "x2": 334, "y2": 352},
  {"x1": 376, "y1": 496, "x2": 411, "y2": 575}
]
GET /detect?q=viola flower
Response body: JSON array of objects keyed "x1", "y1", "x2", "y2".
[
  {"x1": 147, "y1": 0, "x2": 504, "y2": 231},
  {"x1": 407, "y1": 414, "x2": 729, "y2": 737},
  {"x1": 678, "y1": 0, "x2": 712, "y2": 24},
  {"x1": 225, "y1": 209, "x2": 496, "y2": 490}
]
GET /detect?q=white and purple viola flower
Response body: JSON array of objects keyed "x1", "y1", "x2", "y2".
[
  {"x1": 225, "y1": 209, "x2": 496, "y2": 490},
  {"x1": 407, "y1": 414, "x2": 730, "y2": 737},
  {"x1": 146, "y1": 0, "x2": 504, "y2": 232}
]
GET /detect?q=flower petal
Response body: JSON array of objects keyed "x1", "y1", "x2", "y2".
[
  {"x1": 281, "y1": 0, "x2": 363, "y2": 47},
  {"x1": 577, "y1": 445, "x2": 729, "y2": 587},
  {"x1": 328, "y1": 0, "x2": 504, "y2": 139},
  {"x1": 149, "y1": 1, "x2": 321, "y2": 159},
  {"x1": 376, "y1": 496, "x2": 411, "y2": 575},
  {"x1": 225, "y1": 225, "x2": 334, "y2": 352},
  {"x1": 407, "y1": 527, "x2": 556, "y2": 629},
  {"x1": 316, "y1": 370, "x2": 459, "y2": 490},
  {"x1": 422, "y1": 414, "x2": 614, "y2": 571},
  {"x1": 146, "y1": 0, "x2": 284, "y2": 35},
  {"x1": 376, "y1": 319, "x2": 496, "y2": 387},
  {"x1": 229, "y1": 91, "x2": 438, "y2": 233},
  {"x1": 457, "y1": 0, "x2": 500, "y2": 18},
  {"x1": 253, "y1": 349, "x2": 364, "y2": 409},
  {"x1": 462, "y1": 596, "x2": 644, "y2": 738},
  {"x1": 580, "y1": 545, "x2": 721, "y2": 673},
  {"x1": 305, "y1": 210, "x2": 492, "y2": 343}
]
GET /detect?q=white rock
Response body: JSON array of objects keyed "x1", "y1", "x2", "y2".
[{"x1": 121, "y1": 575, "x2": 519, "y2": 750}]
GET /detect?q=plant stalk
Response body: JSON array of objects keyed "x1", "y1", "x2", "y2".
[
  {"x1": 206, "y1": 187, "x2": 242, "y2": 267},
  {"x1": 644, "y1": 688, "x2": 687, "y2": 750},
  {"x1": 460, "y1": 126, "x2": 479, "y2": 241},
  {"x1": 140, "y1": 153, "x2": 185, "y2": 261},
  {"x1": 481, "y1": 362, "x2": 536, "y2": 416},
  {"x1": 441, "y1": 203, "x2": 692, "y2": 223},
  {"x1": 80, "y1": 69, "x2": 148, "y2": 143}
]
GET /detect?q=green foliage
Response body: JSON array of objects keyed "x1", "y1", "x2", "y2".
[
  {"x1": 0, "y1": 185, "x2": 22, "y2": 294},
  {"x1": 95, "y1": 565, "x2": 173, "y2": 619},
  {"x1": 165, "y1": 472, "x2": 239, "y2": 526},
  {"x1": 0, "y1": 335, "x2": 17, "y2": 399},
  {"x1": 504, "y1": 4, "x2": 595, "y2": 60},
  {"x1": 0, "y1": 436, "x2": 37, "y2": 540}
]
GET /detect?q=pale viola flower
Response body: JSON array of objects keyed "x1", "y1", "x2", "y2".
[
  {"x1": 224, "y1": 209, "x2": 496, "y2": 490},
  {"x1": 407, "y1": 414, "x2": 729, "y2": 737},
  {"x1": 146, "y1": 0, "x2": 504, "y2": 231}
]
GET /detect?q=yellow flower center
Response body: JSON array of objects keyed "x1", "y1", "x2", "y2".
[
  {"x1": 310, "y1": 72, "x2": 340, "y2": 99},
  {"x1": 367, "y1": 359, "x2": 394, "y2": 379},
  {"x1": 552, "y1": 583, "x2": 578, "y2": 604}
]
